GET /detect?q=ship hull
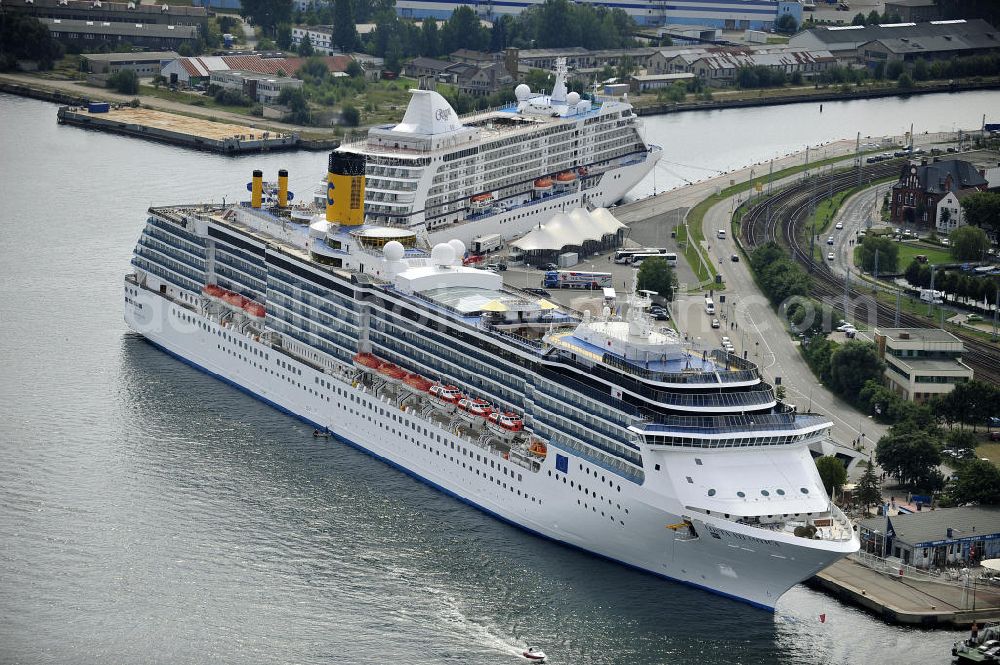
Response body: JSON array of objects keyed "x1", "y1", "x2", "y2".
[{"x1": 124, "y1": 282, "x2": 851, "y2": 610}]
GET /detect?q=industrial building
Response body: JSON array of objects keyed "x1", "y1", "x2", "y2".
[
  {"x1": 39, "y1": 18, "x2": 198, "y2": 51},
  {"x1": 2, "y1": 0, "x2": 209, "y2": 28},
  {"x1": 874, "y1": 328, "x2": 973, "y2": 403},
  {"x1": 396, "y1": 0, "x2": 802, "y2": 30},
  {"x1": 81, "y1": 51, "x2": 178, "y2": 78},
  {"x1": 208, "y1": 70, "x2": 304, "y2": 104}
]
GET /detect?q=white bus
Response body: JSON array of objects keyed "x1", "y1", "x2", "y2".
[
  {"x1": 630, "y1": 252, "x2": 677, "y2": 267},
  {"x1": 614, "y1": 247, "x2": 669, "y2": 264}
]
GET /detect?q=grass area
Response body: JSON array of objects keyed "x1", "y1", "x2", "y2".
[
  {"x1": 976, "y1": 443, "x2": 1000, "y2": 466},
  {"x1": 354, "y1": 77, "x2": 421, "y2": 125},
  {"x1": 766, "y1": 36, "x2": 789, "y2": 44},
  {"x1": 137, "y1": 84, "x2": 264, "y2": 117},
  {"x1": 895, "y1": 242, "x2": 954, "y2": 267}
]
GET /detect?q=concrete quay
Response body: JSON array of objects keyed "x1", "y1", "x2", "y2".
[
  {"x1": 811, "y1": 557, "x2": 1000, "y2": 627},
  {"x1": 57, "y1": 105, "x2": 298, "y2": 154}
]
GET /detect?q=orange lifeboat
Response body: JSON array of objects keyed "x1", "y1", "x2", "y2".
[
  {"x1": 533, "y1": 177, "x2": 553, "y2": 191},
  {"x1": 353, "y1": 353, "x2": 382, "y2": 372},
  {"x1": 202, "y1": 284, "x2": 225, "y2": 299},
  {"x1": 428, "y1": 384, "x2": 463, "y2": 414},
  {"x1": 222, "y1": 291, "x2": 245, "y2": 308},
  {"x1": 556, "y1": 171, "x2": 577, "y2": 183},
  {"x1": 577, "y1": 166, "x2": 589, "y2": 177},
  {"x1": 457, "y1": 397, "x2": 493, "y2": 426},
  {"x1": 471, "y1": 192, "x2": 494, "y2": 203},
  {"x1": 486, "y1": 411, "x2": 524, "y2": 441},
  {"x1": 377, "y1": 362, "x2": 407, "y2": 384},
  {"x1": 243, "y1": 302, "x2": 266, "y2": 319},
  {"x1": 528, "y1": 439, "x2": 548, "y2": 458},
  {"x1": 401, "y1": 373, "x2": 432, "y2": 395}
]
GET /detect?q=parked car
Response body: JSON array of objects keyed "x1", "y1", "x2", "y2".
[
  {"x1": 731, "y1": 254, "x2": 739, "y2": 262},
  {"x1": 524, "y1": 288, "x2": 551, "y2": 297},
  {"x1": 541, "y1": 263, "x2": 558, "y2": 271},
  {"x1": 827, "y1": 236, "x2": 835, "y2": 245},
  {"x1": 721, "y1": 336, "x2": 731, "y2": 345},
  {"x1": 711, "y1": 318, "x2": 720, "y2": 329},
  {"x1": 653, "y1": 311, "x2": 669, "y2": 321},
  {"x1": 828, "y1": 252, "x2": 835, "y2": 261},
  {"x1": 835, "y1": 222, "x2": 843, "y2": 230}
]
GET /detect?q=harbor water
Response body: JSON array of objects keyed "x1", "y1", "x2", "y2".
[{"x1": 2, "y1": 90, "x2": 995, "y2": 664}]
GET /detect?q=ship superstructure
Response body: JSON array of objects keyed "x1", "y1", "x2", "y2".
[
  {"x1": 124, "y1": 155, "x2": 858, "y2": 610},
  {"x1": 326, "y1": 58, "x2": 661, "y2": 246}
]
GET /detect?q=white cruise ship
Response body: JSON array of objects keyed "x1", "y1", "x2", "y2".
[
  {"x1": 328, "y1": 58, "x2": 662, "y2": 247},
  {"x1": 124, "y1": 158, "x2": 858, "y2": 610}
]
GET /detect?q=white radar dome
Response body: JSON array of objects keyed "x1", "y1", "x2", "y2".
[
  {"x1": 447, "y1": 239, "x2": 466, "y2": 263},
  {"x1": 383, "y1": 240, "x2": 405, "y2": 262},
  {"x1": 515, "y1": 84, "x2": 531, "y2": 101},
  {"x1": 566, "y1": 92, "x2": 580, "y2": 106},
  {"x1": 431, "y1": 242, "x2": 456, "y2": 267}
]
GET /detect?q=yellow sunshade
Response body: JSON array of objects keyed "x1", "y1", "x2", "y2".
[
  {"x1": 536, "y1": 299, "x2": 558, "y2": 310},
  {"x1": 480, "y1": 299, "x2": 509, "y2": 312}
]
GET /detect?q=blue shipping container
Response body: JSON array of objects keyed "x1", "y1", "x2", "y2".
[{"x1": 88, "y1": 102, "x2": 110, "y2": 113}]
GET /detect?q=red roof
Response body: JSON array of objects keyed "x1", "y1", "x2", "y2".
[{"x1": 220, "y1": 55, "x2": 354, "y2": 75}]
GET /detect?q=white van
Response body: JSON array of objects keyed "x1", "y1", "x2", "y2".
[
  {"x1": 717, "y1": 229, "x2": 726, "y2": 240},
  {"x1": 705, "y1": 297, "x2": 715, "y2": 315}
]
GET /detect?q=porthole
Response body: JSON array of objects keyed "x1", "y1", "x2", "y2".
[
  {"x1": 800, "y1": 487, "x2": 809, "y2": 494},
  {"x1": 761, "y1": 490, "x2": 770, "y2": 497},
  {"x1": 737, "y1": 491, "x2": 746, "y2": 498},
  {"x1": 707, "y1": 489, "x2": 716, "y2": 497},
  {"x1": 776, "y1": 489, "x2": 785, "y2": 496}
]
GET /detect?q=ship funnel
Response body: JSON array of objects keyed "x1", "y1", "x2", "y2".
[
  {"x1": 278, "y1": 169, "x2": 288, "y2": 208},
  {"x1": 326, "y1": 152, "x2": 366, "y2": 226},
  {"x1": 251, "y1": 169, "x2": 263, "y2": 208}
]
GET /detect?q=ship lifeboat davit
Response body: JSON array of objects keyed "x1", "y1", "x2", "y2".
[
  {"x1": 457, "y1": 397, "x2": 493, "y2": 426},
  {"x1": 533, "y1": 177, "x2": 553, "y2": 192},
  {"x1": 486, "y1": 411, "x2": 524, "y2": 441},
  {"x1": 377, "y1": 362, "x2": 407, "y2": 384},
  {"x1": 243, "y1": 302, "x2": 266, "y2": 319},
  {"x1": 528, "y1": 439, "x2": 548, "y2": 458},
  {"x1": 401, "y1": 373, "x2": 433, "y2": 395},
  {"x1": 428, "y1": 384, "x2": 463, "y2": 414},
  {"x1": 353, "y1": 353, "x2": 382, "y2": 372}
]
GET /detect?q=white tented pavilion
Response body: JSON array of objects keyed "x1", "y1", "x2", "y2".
[{"x1": 510, "y1": 207, "x2": 626, "y2": 265}]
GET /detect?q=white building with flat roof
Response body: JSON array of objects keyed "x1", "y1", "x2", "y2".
[{"x1": 875, "y1": 328, "x2": 973, "y2": 402}]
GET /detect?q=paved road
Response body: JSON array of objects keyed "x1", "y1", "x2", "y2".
[{"x1": 241, "y1": 19, "x2": 257, "y2": 49}]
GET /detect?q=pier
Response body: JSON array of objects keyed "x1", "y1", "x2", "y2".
[
  {"x1": 811, "y1": 555, "x2": 1000, "y2": 627},
  {"x1": 56, "y1": 105, "x2": 298, "y2": 154}
]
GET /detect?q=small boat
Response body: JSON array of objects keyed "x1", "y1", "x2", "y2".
[
  {"x1": 486, "y1": 411, "x2": 524, "y2": 441},
  {"x1": 243, "y1": 302, "x2": 266, "y2": 319},
  {"x1": 528, "y1": 439, "x2": 547, "y2": 458},
  {"x1": 400, "y1": 372, "x2": 432, "y2": 395},
  {"x1": 470, "y1": 192, "x2": 495, "y2": 212},
  {"x1": 555, "y1": 170, "x2": 576, "y2": 183},
  {"x1": 202, "y1": 284, "x2": 226, "y2": 299},
  {"x1": 457, "y1": 397, "x2": 492, "y2": 426},
  {"x1": 428, "y1": 384, "x2": 463, "y2": 413},
  {"x1": 353, "y1": 353, "x2": 382, "y2": 372},
  {"x1": 522, "y1": 647, "x2": 547, "y2": 662},
  {"x1": 532, "y1": 177, "x2": 553, "y2": 192},
  {"x1": 377, "y1": 362, "x2": 407, "y2": 384},
  {"x1": 312, "y1": 429, "x2": 329, "y2": 438}
]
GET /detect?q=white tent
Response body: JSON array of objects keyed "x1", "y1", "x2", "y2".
[{"x1": 511, "y1": 207, "x2": 625, "y2": 252}]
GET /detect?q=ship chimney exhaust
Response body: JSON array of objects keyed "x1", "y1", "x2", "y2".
[
  {"x1": 278, "y1": 169, "x2": 288, "y2": 208},
  {"x1": 251, "y1": 169, "x2": 263, "y2": 209},
  {"x1": 326, "y1": 152, "x2": 366, "y2": 226}
]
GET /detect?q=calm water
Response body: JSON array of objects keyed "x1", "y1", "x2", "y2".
[{"x1": 0, "y1": 92, "x2": 985, "y2": 664}]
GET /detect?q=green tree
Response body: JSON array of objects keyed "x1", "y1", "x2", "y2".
[
  {"x1": 346, "y1": 60, "x2": 363, "y2": 78},
  {"x1": 240, "y1": 0, "x2": 293, "y2": 33},
  {"x1": 298, "y1": 34, "x2": 314, "y2": 56},
  {"x1": 278, "y1": 87, "x2": 310, "y2": 124},
  {"x1": 897, "y1": 72, "x2": 914, "y2": 89},
  {"x1": 950, "y1": 225, "x2": 990, "y2": 260},
  {"x1": 421, "y1": 18, "x2": 440, "y2": 57},
  {"x1": 913, "y1": 58, "x2": 929, "y2": 81},
  {"x1": 960, "y1": 191, "x2": 1000, "y2": 234},
  {"x1": 774, "y1": 13, "x2": 798, "y2": 34},
  {"x1": 951, "y1": 459, "x2": 1000, "y2": 505},
  {"x1": 876, "y1": 423, "x2": 942, "y2": 487},
  {"x1": 860, "y1": 378, "x2": 899, "y2": 420},
  {"x1": 276, "y1": 23, "x2": 293, "y2": 50},
  {"x1": 945, "y1": 429, "x2": 979, "y2": 453},
  {"x1": 816, "y1": 456, "x2": 848, "y2": 496},
  {"x1": 858, "y1": 235, "x2": 899, "y2": 274},
  {"x1": 851, "y1": 12, "x2": 867, "y2": 25},
  {"x1": 334, "y1": 0, "x2": 359, "y2": 52},
  {"x1": 866, "y1": 9, "x2": 881, "y2": 24},
  {"x1": 0, "y1": 14, "x2": 63, "y2": 70},
  {"x1": 341, "y1": 104, "x2": 360, "y2": 126},
  {"x1": 855, "y1": 459, "x2": 883, "y2": 514},
  {"x1": 107, "y1": 69, "x2": 139, "y2": 94},
  {"x1": 886, "y1": 60, "x2": 904, "y2": 80},
  {"x1": 828, "y1": 341, "x2": 885, "y2": 399},
  {"x1": 440, "y1": 5, "x2": 488, "y2": 53},
  {"x1": 636, "y1": 258, "x2": 676, "y2": 301}
]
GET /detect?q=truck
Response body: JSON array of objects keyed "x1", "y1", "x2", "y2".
[
  {"x1": 543, "y1": 270, "x2": 613, "y2": 289},
  {"x1": 558, "y1": 251, "x2": 579, "y2": 268},
  {"x1": 472, "y1": 233, "x2": 502, "y2": 255},
  {"x1": 919, "y1": 289, "x2": 944, "y2": 304}
]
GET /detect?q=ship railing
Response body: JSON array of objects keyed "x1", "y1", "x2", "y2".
[
  {"x1": 637, "y1": 413, "x2": 830, "y2": 435},
  {"x1": 481, "y1": 323, "x2": 544, "y2": 350},
  {"x1": 601, "y1": 352, "x2": 759, "y2": 385}
]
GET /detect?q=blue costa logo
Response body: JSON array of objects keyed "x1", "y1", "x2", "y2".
[{"x1": 327, "y1": 181, "x2": 335, "y2": 205}]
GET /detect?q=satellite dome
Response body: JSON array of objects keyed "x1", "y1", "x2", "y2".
[
  {"x1": 383, "y1": 240, "x2": 405, "y2": 262},
  {"x1": 566, "y1": 91, "x2": 580, "y2": 106},
  {"x1": 447, "y1": 239, "x2": 466, "y2": 263},
  {"x1": 515, "y1": 84, "x2": 531, "y2": 101},
  {"x1": 430, "y1": 242, "x2": 456, "y2": 266}
]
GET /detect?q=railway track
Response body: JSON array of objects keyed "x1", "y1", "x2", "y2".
[{"x1": 739, "y1": 162, "x2": 1000, "y2": 385}]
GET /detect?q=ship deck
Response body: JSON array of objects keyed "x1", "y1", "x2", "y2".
[{"x1": 549, "y1": 331, "x2": 719, "y2": 374}]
